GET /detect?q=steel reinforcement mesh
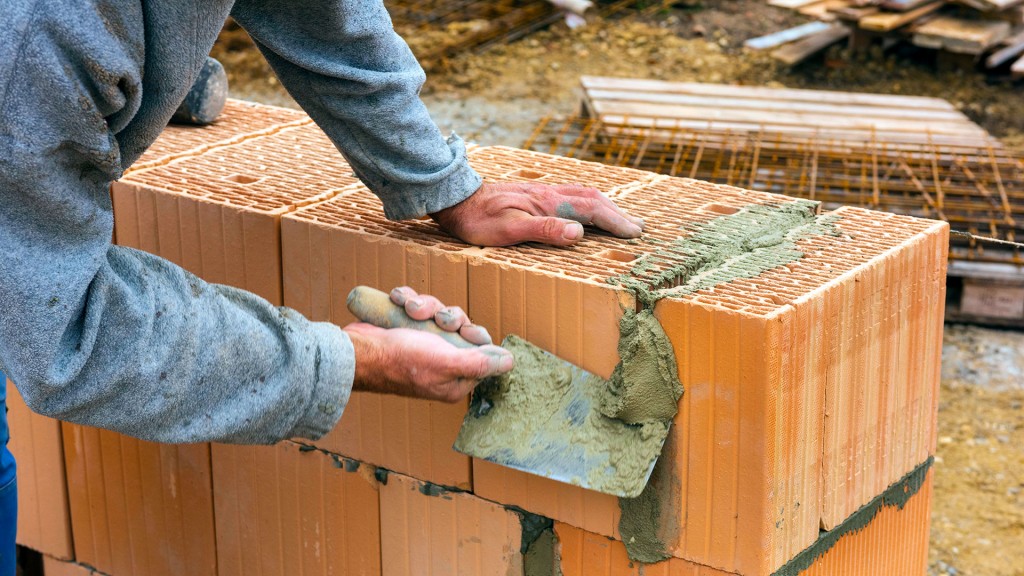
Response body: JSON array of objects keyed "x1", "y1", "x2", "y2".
[{"x1": 524, "y1": 116, "x2": 1024, "y2": 264}]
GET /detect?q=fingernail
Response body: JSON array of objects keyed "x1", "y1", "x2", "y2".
[
  {"x1": 495, "y1": 352, "x2": 515, "y2": 373},
  {"x1": 390, "y1": 287, "x2": 407, "y2": 304},
  {"x1": 633, "y1": 217, "x2": 646, "y2": 231},
  {"x1": 408, "y1": 298, "x2": 423, "y2": 311},
  {"x1": 563, "y1": 222, "x2": 584, "y2": 241},
  {"x1": 437, "y1": 308, "x2": 455, "y2": 323}
]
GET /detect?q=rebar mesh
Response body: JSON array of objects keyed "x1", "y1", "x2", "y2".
[{"x1": 524, "y1": 115, "x2": 1024, "y2": 264}]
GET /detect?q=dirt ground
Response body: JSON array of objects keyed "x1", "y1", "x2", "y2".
[{"x1": 211, "y1": 3, "x2": 1024, "y2": 574}]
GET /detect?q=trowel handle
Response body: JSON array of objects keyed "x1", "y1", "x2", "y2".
[{"x1": 345, "y1": 286, "x2": 476, "y2": 349}]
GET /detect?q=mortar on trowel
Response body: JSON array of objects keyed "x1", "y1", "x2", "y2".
[{"x1": 346, "y1": 285, "x2": 681, "y2": 498}]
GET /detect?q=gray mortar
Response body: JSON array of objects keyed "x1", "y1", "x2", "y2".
[
  {"x1": 609, "y1": 200, "x2": 844, "y2": 563},
  {"x1": 609, "y1": 200, "x2": 841, "y2": 307},
  {"x1": 772, "y1": 458, "x2": 933, "y2": 576}
]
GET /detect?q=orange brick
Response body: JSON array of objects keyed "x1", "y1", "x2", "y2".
[
  {"x1": 41, "y1": 556, "x2": 104, "y2": 576},
  {"x1": 6, "y1": 380, "x2": 73, "y2": 560},
  {"x1": 281, "y1": 146, "x2": 946, "y2": 575},
  {"x1": 213, "y1": 441, "x2": 382, "y2": 576},
  {"x1": 379, "y1": 470, "x2": 532, "y2": 576},
  {"x1": 281, "y1": 196, "x2": 474, "y2": 488},
  {"x1": 126, "y1": 99, "x2": 310, "y2": 175},
  {"x1": 553, "y1": 464, "x2": 933, "y2": 576},
  {"x1": 62, "y1": 423, "x2": 216, "y2": 576},
  {"x1": 76, "y1": 111, "x2": 358, "y2": 575}
]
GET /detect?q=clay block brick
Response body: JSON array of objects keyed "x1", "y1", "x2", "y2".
[
  {"x1": 77, "y1": 115, "x2": 361, "y2": 575},
  {"x1": 6, "y1": 380, "x2": 73, "y2": 560},
  {"x1": 62, "y1": 423, "x2": 217, "y2": 576},
  {"x1": 213, "y1": 441, "x2": 382, "y2": 576},
  {"x1": 281, "y1": 192, "x2": 474, "y2": 488},
  {"x1": 42, "y1": 556, "x2": 105, "y2": 576},
  {"x1": 552, "y1": 466, "x2": 932, "y2": 576},
  {"x1": 127, "y1": 99, "x2": 310, "y2": 175},
  {"x1": 379, "y1": 470, "x2": 530, "y2": 576},
  {"x1": 283, "y1": 145, "x2": 946, "y2": 575}
]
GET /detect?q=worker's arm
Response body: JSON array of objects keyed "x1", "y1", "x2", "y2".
[
  {"x1": 0, "y1": 2, "x2": 507, "y2": 445},
  {"x1": 230, "y1": 0, "x2": 644, "y2": 244}
]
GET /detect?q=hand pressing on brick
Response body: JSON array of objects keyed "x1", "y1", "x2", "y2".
[
  {"x1": 343, "y1": 287, "x2": 514, "y2": 402},
  {"x1": 430, "y1": 182, "x2": 645, "y2": 247}
]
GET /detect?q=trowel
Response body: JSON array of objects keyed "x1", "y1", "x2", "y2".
[{"x1": 346, "y1": 286, "x2": 669, "y2": 498}]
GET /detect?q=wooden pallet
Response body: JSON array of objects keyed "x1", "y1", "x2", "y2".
[
  {"x1": 757, "y1": 0, "x2": 1024, "y2": 75},
  {"x1": 945, "y1": 261, "x2": 1024, "y2": 327},
  {"x1": 578, "y1": 75, "x2": 999, "y2": 148}
]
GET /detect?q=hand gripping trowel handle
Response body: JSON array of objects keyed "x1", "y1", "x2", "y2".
[{"x1": 345, "y1": 286, "x2": 477, "y2": 349}]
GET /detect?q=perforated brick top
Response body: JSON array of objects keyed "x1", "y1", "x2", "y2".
[
  {"x1": 129, "y1": 100, "x2": 310, "y2": 174},
  {"x1": 121, "y1": 123, "x2": 358, "y2": 214},
  {"x1": 287, "y1": 146, "x2": 945, "y2": 316}
]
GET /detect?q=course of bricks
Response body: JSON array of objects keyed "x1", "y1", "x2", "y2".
[{"x1": 9, "y1": 102, "x2": 947, "y2": 576}]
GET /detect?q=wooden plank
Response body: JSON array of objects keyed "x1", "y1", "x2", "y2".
[
  {"x1": 832, "y1": 5, "x2": 880, "y2": 21},
  {"x1": 768, "y1": 0, "x2": 825, "y2": 8},
  {"x1": 592, "y1": 100, "x2": 988, "y2": 137},
  {"x1": 879, "y1": 0, "x2": 936, "y2": 10},
  {"x1": 745, "y1": 21, "x2": 833, "y2": 50},
  {"x1": 913, "y1": 16, "x2": 1011, "y2": 55},
  {"x1": 800, "y1": 0, "x2": 851, "y2": 18},
  {"x1": 985, "y1": 30, "x2": 1024, "y2": 67},
  {"x1": 584, "y1": 88, "x2": 972, "y2": 123},
  {"x1": 772, "y1": 24, "x2": 856, "y2": 65},
  {"x1": 1012, "y1": 53, "x2": 1024, "y2": 77},
  {"x1": 579, "y1": 76, "x2": 959, "y2": 111},
  {"x1": 955, "y1": 0, "x2": 1024, "y2": 12},
  {"x1": 860, "y1": 2, "x2": 943, "y2": 31}
]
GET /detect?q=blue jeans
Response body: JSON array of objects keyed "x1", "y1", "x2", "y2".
[{"x1": 0, "y1": 372, "x2": 15, "y2": 576}]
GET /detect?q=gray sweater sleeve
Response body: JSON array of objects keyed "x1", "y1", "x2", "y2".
[
  {"x1": 230, "y1": 0, "x2": 484, "y2": 220},
  {"x1": 0, "y1": 0, "x2": 353, "y2": 445}
]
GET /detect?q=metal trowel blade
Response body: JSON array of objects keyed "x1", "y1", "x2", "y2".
[{"x1": 452, "y1": 335, "x2": 669, "y2": 498}]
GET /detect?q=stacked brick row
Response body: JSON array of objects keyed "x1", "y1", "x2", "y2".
[{"x1": 8, "y1": 101, "x2": 947, "y2": 576}]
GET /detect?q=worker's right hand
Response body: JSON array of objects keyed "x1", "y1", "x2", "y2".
[{"x1": 342, "y1": 288, "x2": 514, "y2": 402}]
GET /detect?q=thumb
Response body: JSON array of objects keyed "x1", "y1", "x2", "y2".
[
  {"x1": 502, "y1": 212, "x2": 585, "y2": 247},
  {"x1": 449, "y1": 345, "x2": 515, "y2": 380}
]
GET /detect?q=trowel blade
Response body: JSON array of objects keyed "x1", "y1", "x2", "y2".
[{"x1": 452, "y1": 335, "x2": 670, "y2": 498}]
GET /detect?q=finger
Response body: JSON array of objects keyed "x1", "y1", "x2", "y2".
[
  {"x1": 503, "y1": 213, "x2": 585, "y2": 247},
  {"x1": 459, "y1": 323, "x2": 493, "y2": 346},
  {"x1": 556, "y1": 197, "x2": 642, "y2": 239},
  {"x1": 434, "y1": 306, "x2": 469, "y2": 332},
  {"x1": 447, "y1": 345, "x2": 515, "y2": 380},
  {"x1": 550, "y1": 185, "x2": 646, "y2": 231},
  {"x1": 404, "y1": 294, "x2": 446, "y2": 321},
  {"x1": 390, "y1": 286, "x2": 418, "y2": 307}
]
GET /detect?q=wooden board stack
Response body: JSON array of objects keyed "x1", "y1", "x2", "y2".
[
  {"x1": 524, "y1": 77, "x2": 1024, "y2": 326},
  {"x1": 753, "y1": 0, "x2": 1024, "y2": 75},
  {"x1": 13, "y1": 100, "x2": 949, "y2": 575}
]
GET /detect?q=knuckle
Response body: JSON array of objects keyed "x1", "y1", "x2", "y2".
[{"x1": 540, "y1": 218, "x2": 560, "y2": 239}]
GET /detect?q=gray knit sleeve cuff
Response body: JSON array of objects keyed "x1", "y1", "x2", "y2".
[
  {"x1": 287, "y1": 321, "x2": 354, "y2": 441},
  {"x1": 375, "y1": 135, "x2": 484, "y2": 221}
]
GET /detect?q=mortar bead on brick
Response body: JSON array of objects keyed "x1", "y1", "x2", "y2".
[
  {"x1": 129, "y1": 100, "x2": 311, "y2": 174},
  {"x1": 121, "y1": 123, "x2": 359, "y2": 214}
]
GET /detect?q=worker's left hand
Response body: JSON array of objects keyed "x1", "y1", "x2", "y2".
[{"x1": 430, "y1": 182, "x2": 645, "y2": 247}]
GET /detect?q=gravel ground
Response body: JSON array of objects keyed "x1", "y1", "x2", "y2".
[{"x1": 211, "y1": 4, "x2": 1024, "y2": 573}]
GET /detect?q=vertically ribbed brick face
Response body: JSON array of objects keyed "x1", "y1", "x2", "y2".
[
  {"x1": 379, "y1": 470, "x2": 527, "y2": 576},
  {"x1": 5, "y1": 380, "x2": 73, "y2": 560},
  {"x1": 282, "y1": 145, "x2": 946, "y2": 575},
  {"x1": 552, "y1": 468, "x2": 933, "y2": 576},
  {"x1": 213, "y1": 441, "x2": 382, "y2": 576}
]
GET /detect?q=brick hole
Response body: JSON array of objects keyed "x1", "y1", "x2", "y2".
[
  {"x1": 504, "y1": 169, "x2": 547, "y2": 180},
  {"x1": 596, "y1": 249, "x2": 638, "y2": 263},
  {"x1": 223, "y1": 174, "x2": 263, "y2": 185}
]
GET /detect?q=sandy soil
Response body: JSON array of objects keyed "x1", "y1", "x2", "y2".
[{"x1": 210, "y1": 4, "x2": 1024, "y2": 574}]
